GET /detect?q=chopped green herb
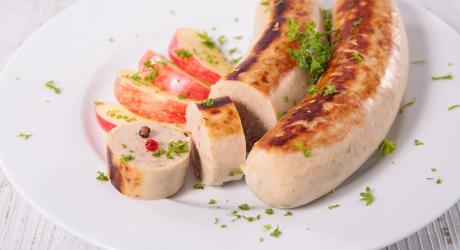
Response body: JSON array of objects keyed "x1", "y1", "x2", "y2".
[
  {"x1": 175, "y1": 49, "x2": 192, "y2": 59},
  {"x1": 321, "y1": 8, "x2": 333, "y2": 39},
  {"x1": 17, "y1": 132, "x2": 32, "y2": 140},
  {"x1": 307, "y1": 85, "x2": 320, "y2": 95},
  {"x1": 129, "y1": 73, "x2": 146, "y2": 86},
  {"x1": 328, "y1": 204, "x2": 341, "y2": 209},
  {"x1": 359, "y1": 186, "x2": 374, "y2": 206},
  {"x1": 432, "y1": 73, "x2": 454, "y2": 80},
  {"x1": 121, "y1": 144, "x2": 127, "y2": 149},
  {"x1": 277, "y1": 111, "x2": 287, "y2": 120},
  {"x1": 414, "y1": 139, "x2": 424, "y2": 146},
  {"x1": 217, "y1": 35, "x2": 228, "y2": 45},
  {"x1": 378, "y1": 139, "x2": 397, "y2": 156},
  {"x1": 220, "y1": 224, "x2": 227, "y2": 228},
  {"x1": 152, "y1": 147, "x2": 166, "y2": 157},
  {"x1": 263, "y1": 224, "x2": 272, "y2": 231},
  {"x1": 193, "y1": 183, "x2": 204, "y2": 189},
  {"x1": 351, "y1": 52, "x2": 363, "y2": 62},
  {"x1": 165, "y1": 140, "x2": 190, "y2": 159},
  {"x1": 208, "y1": 199, "x2": 217, "y2": 205},
  {"x1": 270, "y1": 226, "x2": 282, "y2": 238},
  {"x1": 214, "y1": 218, "x2": 219, "y2": 224},
  {"x1": 202, "y1": 98, "x2": 215, "y2": 107},
  {"x1": 238, "y1": 203, "x2": 250, "y2": 211},
  {"x1": 283, "y1": 96, "x2": 289, "y2": 102},
  {"x1": 198, "y1": 32, "x2": 216, "y2": 49},
  {"x1": 119, "y1": 154, "x2": 135, "y2": 163},
  {"x1": 44, "y1": 80, "x2": 61, "y2": 94},
  {"x1": 436, "y1": 178, "x2": 443, "y2": 184},
  {"x1": 108, "y1": 38, "x2": 115, "y2": 42},
  {"x1": 322, "y1": 83, "x2": 337, "y2": 96},
  {"x1": 229, "y1": 168, "x2": 244, "y2": 176},
  {"x1": 243, "y1": 215, "x2": 261, "y2": 222},
  {"x1": 287, "y1": 20, "x2": 332, "y2": 83},
  {"x1": 265, "y1": 208, "x2": 274, "y2": 215},
  {"x1": 261, "y1": 0, "x2": 269, "y2": 6},
  {"x1": 431, "y1": 168, "x2": 437, "y2": 172},
  {"x1": 231, "y1": 57, "x2": 242, "y2": 65},
  {"x1": 399, "y1": 98, "x2": 415, "y2": 114},
  {"x1": 284, "y1": 211, "x2": 293, "y2": 216},
  {"x1": 426, "y1": 177, "x2": 435, "y2": 180},
  {"x1": 96, "y1": 171, "x2": 109, "y2": 182},
  {"x1": 144, "y1": 67, "x2": 159, "y2": 82},
  {"x1": 448, "y1": 104, "x2": 460, "y2": 111},
  {"x1": 295, "y1": 141, "x2": 311, "y2": 158},
  {"x1": 94, "y1": 101, "x2": 104, "y2": 106},
  {"x1": 259, "y1": 237, "x2": 265, "y2": 242},
  {"x1": 227, "y1": 47, "x2": 238, "y2": 55},
  {"x1": 234, "y1": 35, "x2": 243, "y2": 40},
  {"x1": 412, "y1": 60, "x2": 426, "y2": 64},
  {"x1": 228, "y1": 210, "x2": 242, "y2": 221}
]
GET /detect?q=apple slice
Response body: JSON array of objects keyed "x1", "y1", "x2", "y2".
[
  {"x1": 94, "y1": 101, "x2": 187, "y2": 133},
  {"x1": 168, "y1": 28, "x2": 232, "y2": 84},
  {"x1": 138, "y1": 50, "x2": 210, "y2": 101},
  {"x1": 114, "y1": 69, "x2": 191, "y2": 124}
]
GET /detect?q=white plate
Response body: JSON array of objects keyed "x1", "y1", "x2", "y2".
[{"x1": 0, "y1": 0, "x2": 459, "y2": 249}]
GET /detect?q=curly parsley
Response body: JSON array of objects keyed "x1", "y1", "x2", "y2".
[{"x1": 287, "y1": 20, "x2": 332, "y2": 84}]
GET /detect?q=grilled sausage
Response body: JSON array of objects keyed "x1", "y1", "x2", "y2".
[
  {"x1": 243, "y1": 0, "x2": 409, "y2": 208},
  {"x1": 209, "y1": 0, "x2": 321, "y2": 148},
  {"x1": 186, "y1": 97, "x2": 246, "y2": 185},
  {"x1": 107, "y1": 122, "x2": 191, "y2": 199}
]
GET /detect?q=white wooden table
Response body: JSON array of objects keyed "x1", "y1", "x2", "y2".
[{"x1": 1, "y1": 0, "x2": 459, "y2": 249}]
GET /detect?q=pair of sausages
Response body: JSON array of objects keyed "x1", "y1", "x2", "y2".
[{"x1": 205, "y1": 0, "x2": 408, "y2": 208}]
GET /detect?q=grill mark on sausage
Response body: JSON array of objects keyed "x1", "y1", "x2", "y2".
[
  {"x1": 258, "y1": 0, "x2": 396, "y2": 151},
  {"x1": 225, "y1": 0, "x2": 290, "y2": 81},
  {"x1": 226, "y1": 56, "x2": 259, "y2": 80}
]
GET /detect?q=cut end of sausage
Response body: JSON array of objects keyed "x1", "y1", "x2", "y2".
[
  {"x1": 106, "y1": 121, "x2": 190, "y2": 199},
  {"x1": 186, "y1": 97, "x2": 246, "y2": 185}
]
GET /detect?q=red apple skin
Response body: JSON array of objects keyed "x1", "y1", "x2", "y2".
[
  {"x1": 138, "y1": 50, "x2": 210, "y2": 101},
  {"x1": 96, "y1": 112, "x2": 117, "y2": 132},
  {"x1": 168, "y1": 35, "x2": 222, "y2": 84},
  {"x1": 114, "y1": 70, "x2": 188, "y2": 124}
]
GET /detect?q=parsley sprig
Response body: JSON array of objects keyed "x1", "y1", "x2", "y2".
[{"x1": 287, "y1": 20, "x2": 332, "y2": 84}]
